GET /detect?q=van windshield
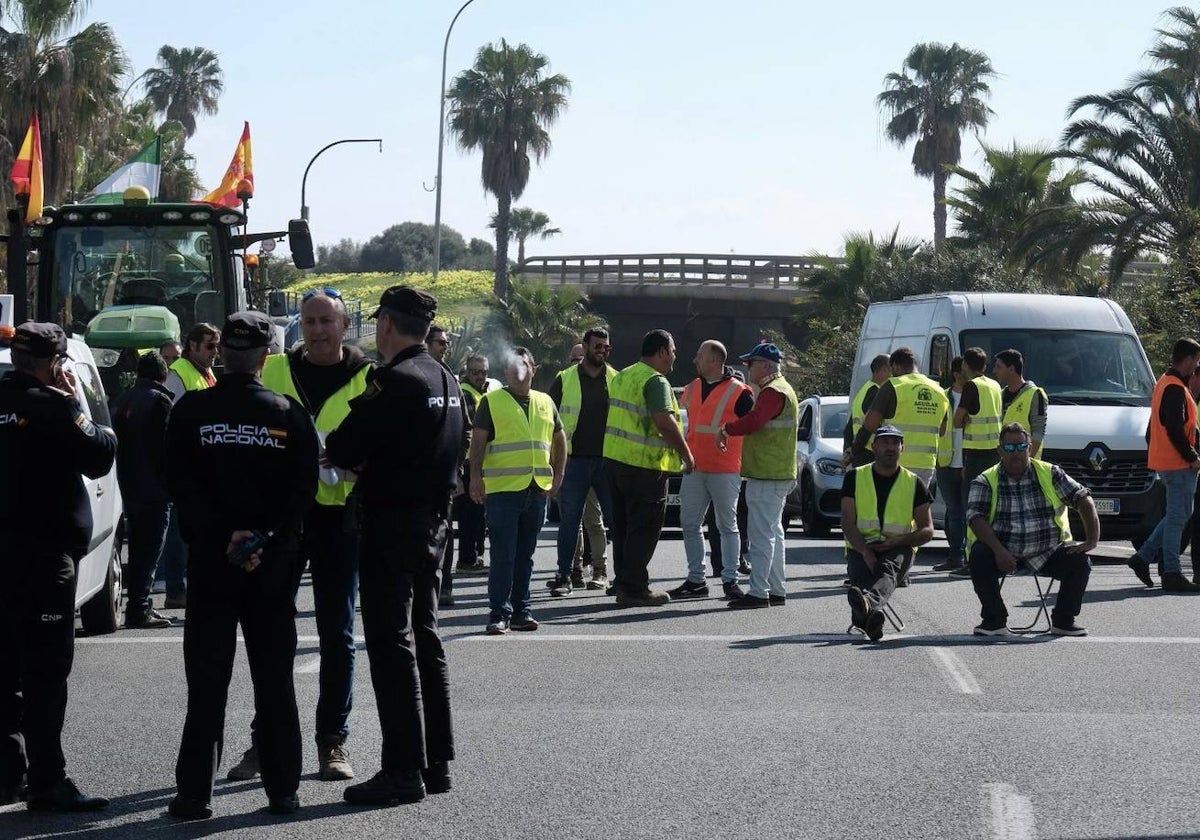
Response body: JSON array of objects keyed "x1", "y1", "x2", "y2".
[{"x1": 960, "y1": 329, "x2": 1155, "y2": 406}]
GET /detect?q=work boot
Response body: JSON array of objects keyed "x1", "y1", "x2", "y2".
[
  {"x1": 588, "y1": 563, "x2": 608, "y2": 590},
  {"x1": 227, "y1": 746, "x2": 260, "y2": 781},
  {"x1": 26, "y1": 778, "x2": 108, "y2": 812},
  {"x1": 571, "y1": 566, "x2": 586, "y2": 588},
  {"x1": 318, "y1": 737, "x2": 355, "y2": 781},
  {"x1": 1160, "y1": 572, "x2": 1200, "y2": 593}
]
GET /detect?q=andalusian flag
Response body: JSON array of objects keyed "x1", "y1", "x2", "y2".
[
  {"x1": 200, "y1": 121, "x2": 253, "y2": 207},
  {"x1": 82, "y1": 137, "x2": 161, "y2": 204},
  {"x1": 10, "y1": 112, "x2": 43, "y2": 223}
]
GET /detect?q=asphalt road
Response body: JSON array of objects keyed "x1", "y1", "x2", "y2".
[{"x1": 3, "y1": 528, "x2": 1198, "y2": 840}]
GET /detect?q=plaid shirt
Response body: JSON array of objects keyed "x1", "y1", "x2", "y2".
[{"x1": 966, "y1": 463, "x2": 1090, "y2": 570}]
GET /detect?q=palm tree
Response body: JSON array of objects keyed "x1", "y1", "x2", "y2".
[
  {"x1": 447, "y1": 39, "x2": 571, "y2": 300},
  {"x1": 1056, "y1": 7, "x2": 1200, "y2": 285},
  {"x1": 73, "y1": 99, "x2": 201, "y2": 202},
  {"x1": 0, "y1": 0, "x2": 128, "y2": 205},
  {"x1": 876, "y1": 42, "x2": 996, "y2": 251},
  {"x1": 490, "y1": 207, "x2": 561, "y2": 265},
  {"x1": 489, "y1": 279, "x2": 604, "y2": 387},
  {"x1": 140, "y1": 45, "x2": 223, "y2": 139},
  {"x1": 804, "y1": 227, "x2": 923, "y2": 316}
]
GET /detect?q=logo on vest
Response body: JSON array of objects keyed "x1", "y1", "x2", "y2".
[
  {"x1": 199, "y1": 423, "x2": 288, "y2": 448},
  {"x1": 427, "y1": 395, "x2": 461, "y2": 409},
  {"x1": 0, "y1": 412, "x2": 24, "y2": 426}
]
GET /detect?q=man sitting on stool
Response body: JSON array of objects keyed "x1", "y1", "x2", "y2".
[
  {"x1": 966, "y1": 422, "x2": 1098, "y2": 637},
  {"x1": 842, "y1": 425, "x2": 933, "y2": 641}
]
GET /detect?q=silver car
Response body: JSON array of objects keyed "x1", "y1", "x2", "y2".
[{"x1": 785, "y1": 395, "x2": 849, "y2": 537}]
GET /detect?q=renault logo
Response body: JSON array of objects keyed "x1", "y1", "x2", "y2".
[{"x1": 1087, "y1": 445, "x2": 1109, "y2": 473}]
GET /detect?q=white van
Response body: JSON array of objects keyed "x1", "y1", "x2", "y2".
[
  {"x1": 850, "y1": 292, "x2": 1157, "y2": 540},
  {"x1": 0, "y1": 296, "x2": 124, "y2": 633}
]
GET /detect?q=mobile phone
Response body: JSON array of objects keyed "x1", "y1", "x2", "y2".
[{"x1": 227, "y1": 530, "x2": 269, "y2": 565}]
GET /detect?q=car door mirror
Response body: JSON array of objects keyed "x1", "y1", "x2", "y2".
[{"x1": 267, "y1": 289, "x2": 288, "y2": 317}]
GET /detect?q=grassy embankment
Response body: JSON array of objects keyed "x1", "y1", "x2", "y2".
[{"x1": 286, "y1": 270, "x2": 496, "y2": 323}]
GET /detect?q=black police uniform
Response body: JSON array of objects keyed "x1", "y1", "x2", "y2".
[
  {"x1": 325, "y1": 289, "x2": 467, "y2": 796},
  {"x1": 166, "y1": 313, "x2": 318, "y2": 810},
  {"x1": 0, "y1": 323, "x2": 116, "y2": 805}
]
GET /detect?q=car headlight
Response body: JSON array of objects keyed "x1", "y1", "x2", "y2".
[
  {"x1": 816, "y1": 458, "x2": 845, "y2": 477},
  {"x1": 92, "y1": 348, "x2": 121, "y2": 368}
]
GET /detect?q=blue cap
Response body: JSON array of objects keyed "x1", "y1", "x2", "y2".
[{"x1": 738, "y1": 341, "x2": 782, "y2": 364}]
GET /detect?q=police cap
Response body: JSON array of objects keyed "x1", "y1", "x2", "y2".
[
  {"x1": 221, "y1": 311, "x2": 273, "y2": 350},
  {"x1": 12, "y1": 321, "x2": 67, "y2": 358},
  {"x1": 370, "y1": 285, "x2": 437, "y2": 322}
]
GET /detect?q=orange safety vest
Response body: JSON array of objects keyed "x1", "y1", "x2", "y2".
[
  {"x1": 682, "y1": 376, "x2": 751, "y2": 473},
  {"x1": 1149, "y1": 372, "x2": 1198, "y2": 471}
]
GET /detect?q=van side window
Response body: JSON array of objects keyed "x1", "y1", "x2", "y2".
[
  {"x1": 928, "y1": 334, "x2": 952, "y2": 388},
  {"x1": 799, "y1": 405, "x2": 814, "y2": 437},
  {"x1": 75, "y1": 362, "x2": 112, "y2": 427}
]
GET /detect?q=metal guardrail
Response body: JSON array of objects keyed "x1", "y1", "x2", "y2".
[{"x1": 517, "y1": 253, "x2": 822, "y2": 288}]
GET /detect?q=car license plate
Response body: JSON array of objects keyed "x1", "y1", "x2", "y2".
[
  {"x1": 667, "y1": 493, "x2": 680, "y2": 507},
  {"x1": 1094, "y1": 498, "x2": 1120, "y2": 515}
]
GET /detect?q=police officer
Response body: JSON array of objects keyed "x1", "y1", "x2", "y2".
[
  {"x1": 325, "y1": 285, "x2": 467, "y2": 807},
  {"x1": 166, "y1": 312, "x2": 319, "y2": 821},
  {"x1": 0, "y1": 322, "x2": 116, "y2": 811}
]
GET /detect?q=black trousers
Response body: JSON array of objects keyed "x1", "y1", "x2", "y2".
[
  {"x1": 359, "y1": 505, "x2": 454, "y2": 772},
  {"x1": 175, "y1": 544, "x2": 301, "y2": 802},
  {"x1": 962, "y1": 449, "x2": 1000, "y2": 490},
  {"x1": 0, "y1": 548, "x2": 76, "y2": 794},
  {"x1": 605, "y1": 459, "x2": 668, "y2": 594},
  {"x1": 456, "y1": 495, "x2": 487, "y2": 567},
  {"x1": 968, "y1": 542, "x2": 1091, "y2": 625},
  {"x1": 846, "y1": 547, "x2": 910, "y2": 610}
]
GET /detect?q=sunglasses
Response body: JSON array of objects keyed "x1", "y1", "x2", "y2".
[
  {"x1": 1000, "y1": 442, "x2": 1030, "y2": 452},
  {"x1": 303, "y1": 286, "x2": 343, "y2": 302}
]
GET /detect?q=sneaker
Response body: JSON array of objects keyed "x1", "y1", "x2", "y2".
[
  {"x1": 571, "y1": 568, "x2": 586, "y2": 588},
  {"x1": 1050, "y1": 620, "x2": 1088, "y2": 637},
  {"x1": 226, "y1": 746, "x2": 260, "y2": 780},
  {"x1": 343, "y1": 770, "x2": 425, "y2": 806},
  {"x1": 948, "y1": 565, "x2": 972, "y2": 579},
  {"x1": 168, "y1": 794, "x2": 212, "y2": 820},
  {"x1": 421, "y1": 761, "x2": 451, "y2": 795},
  {"x1": 510, "y1": 613, "x2": 539, "y2": 631},
  {"x1": 667, "y1": 580, "x2": 710, "y2": 600},
  {"x1": 841, "y1": 579, "x2": 852, "y2": 588},
  {"x1": 605, "y1": 584, "x2": 617, "y2": 596},
  {"x1": 614, "y1": 589, "x2": 670, "y2": 608},
  {"x1": 124, "y1": 608, "x2": 172, "y2": 629},
  {"x1": 1127, "y1": 556, "x2": 1154, "y2": 588},
  {"x1": 550, "y1": 574, "x2": 573, "y2": 597},
  {"x1": 847, "y1": 586, "x2": 868, "y2": 630},
  {"x1": 727, "y1": 594, "x2": 771, "y2": 610},
  {"x1": 587, "y1": 576, "x2": 608, "y2": 591},
  {"x1": 768, "y1": 593, "x2": 787, "y2": 606},
  {"x1": 456, "y1": 561, "x2": 488, "y2": 575},
  {"x1": 932, "y1": 559, "x2": 964, "y2": 572},
  {"x1": 973, "y1": 621, "x2": 1012, "y2": 637},
  {"x1": 485, "y1": 617, "x2": 510, "y2": 635},
  {"x1": 318, "y1": 740, "x2": 354, "y2": 781},
  {"x1": 267, "y1": 793, "x2": 300, "y2": 815},
  {"x1": 865, "y1": 609, "x2": 886, "y2": 642},
  {"x1": 164, "y1": 593, "x2": 187, "y2": 609},
  {"x1": 722, "y1": 580, "x2": 745, "y2": 600},
  {"x1": 737, "y1": 558, "x2": 752, "y2": 575},
  {"x1": 896, "y1": 576, "x2": 911, "y2": 588},
  {"x1": 26, "y1": 778, "x2": 108, "y2": 812}
]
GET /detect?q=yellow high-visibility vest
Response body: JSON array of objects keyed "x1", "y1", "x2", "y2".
[
  {"x1": 890, "y1": 372, "x2": 950, "y2": 471},
  {"x1": 603, "y1": 361, "x2": 682, "y2": 472},
  {"x1": 967, "y1": 460, "x2": 1071, "y2": 549},
  {"x1": 845, "y1": 464, "x2": 917, "y2": 548},
  {"x1": 557, "y1": 362, "x2": 616, "y2": 455},
  {"x1": 481, "y1": 388, "x2": 556, "y2": 493},
  {"x1": 963, "y1": 375, "x2": 1003, "y2": 451}
]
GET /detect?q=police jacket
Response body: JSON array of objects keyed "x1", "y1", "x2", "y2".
[
  {"x1": 166, "y1": 372, "x2": 319, "y2": 552},
  {"x1": 111, "y1": 377, "x2": 173, "y2": 506},
  {"x1": 325, "y1": 344, "x2": 468, "y2": 511},
  {"x1": 0, "y1": 370, "x2": 116, "y2": 555}
]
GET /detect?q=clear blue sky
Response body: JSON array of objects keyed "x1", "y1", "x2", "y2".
[{"x1": 79, "y1": 0, "x2": 1173, "y2": 259}]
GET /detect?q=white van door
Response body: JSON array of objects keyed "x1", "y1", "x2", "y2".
[{"x1": 71, "y1": 360, "x2": 119, "y2": 601}]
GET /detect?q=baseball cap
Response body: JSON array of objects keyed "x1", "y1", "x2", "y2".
[
  {"x1": 221, "y1": 311, "x2": 273, "y2": 350},
  {"x1": 370, "y1": 285, "x2": 438, "y2": 322},
  {"x1": 874, "y1": 424, "x2": 904, "y2": 440},
  {"x1": 738, "y1": 341, "x2": 782, "y2": 364},
  {"x1": 12, "y1": 322, "x2": 67, "y2": 358}
]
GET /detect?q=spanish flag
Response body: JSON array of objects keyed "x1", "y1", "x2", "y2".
[
  {"x1": 10, "y1": 112, "x2": 43, "y2": 223},
  {"x1": 200, "y1": 121, "x2": 253, "y2": 207}
]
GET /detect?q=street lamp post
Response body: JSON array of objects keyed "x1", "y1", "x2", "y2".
[
  {"x1": 300, "y1": 138, "x2": 383, "y2": 222},
  {"x1": 432, "y1": 0, "x2": 478, "y2": 280}
]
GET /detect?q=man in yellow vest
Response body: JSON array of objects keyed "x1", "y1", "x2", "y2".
[
  {"x1": 993, "y1": 348, "x2": 1048, "y2": 458},
  {"x1": 603, "y1": 329, "x2": 694, "y2": 608},
  {"x1": 966, "y1": 422, "x2": 1097, "y2": 636},
  {"x1": 547, "y1": 328, "x2": 616, "y2": 595},
  {"x1": 842, "y1": 425, "x2": 933, "y2": 641},
  {"x1": 453, "y1": 354, "x2": 492, "y2": 582},
  {"x1": 851, "y1": 346, "x2": 949, "y2": 491},
  {"x1": 469, "y1": 347, "x2": 566, "y2": 634},
  {"x1": 669, "y1": 340, "x2": 753, "y2": 601},
  {"x1": 842, "y1": 354, "x2": 891, "y2": 468},
  {"x1": 224, "y1": 289, "x2": 370, "y2": 784},
  {"x1": 719, "y1": 341, "x2": 798, "y2": 609},
  {"x1": 954, "y1": 346, "x2": 1003, "y2": 491}
]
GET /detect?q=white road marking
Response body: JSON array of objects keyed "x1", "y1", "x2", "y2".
[
  {"x1": 929, "y1": 647, "x2": 982, "y2": 694},
  {"x1": 294, "y1": 654, "x2": 322, "y2": 674},
  {"x1": 986, "y1": 782, "x2": 1037, "y2": 840}
]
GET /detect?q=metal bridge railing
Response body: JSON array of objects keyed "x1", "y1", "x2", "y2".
[{"x1": 516, "y1": 253, "x2": 823, "y2": 288}]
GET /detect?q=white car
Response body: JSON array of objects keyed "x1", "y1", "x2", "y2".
[
  {"x1": 0, "y1": 333, "x2": 124, "y2": 634},
  {"x1": 786, "y1": 395, "x2": 850, "y2": 537}
]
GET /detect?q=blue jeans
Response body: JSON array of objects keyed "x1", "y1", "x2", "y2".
[
  {"x1": 124, "y1": 501, "x2": 170, "y2": 616},
  {"x1": 486, "y1": 488, "x2": 548, "y2": 620},
  {"x1": 157, "y1": 504, "x2": 187, "y2": 598},
  {"x1": 555, "y1": 456, "x2": 613, "y2": 577},
  {"x1": 680, "y1": 470, "x2": 742, "y2": 584},
  {"x1": 935, "y1": 466, "x2": 966, "y2": 564},
  {"x1": 745, "y1": 478, "x2": 794, "y2": 598},
  {"x1": 1140, "y1": 467, "x2": 1198, "y2": 574}
]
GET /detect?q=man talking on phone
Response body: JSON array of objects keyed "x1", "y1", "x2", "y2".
[
  {"x1": 0, "y1": 323, "x2": 116, "y2": 812},
  {"x1": 165, "y1": 312, "x2": 318, "y2": 820}
]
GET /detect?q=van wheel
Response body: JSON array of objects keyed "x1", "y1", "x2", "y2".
[
  {"x1": 800, "y1": 475, "x2": 832, "y2": 538},
  {"x1": 80, "y1": 541, "x2": 122, "y2": 635}
]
